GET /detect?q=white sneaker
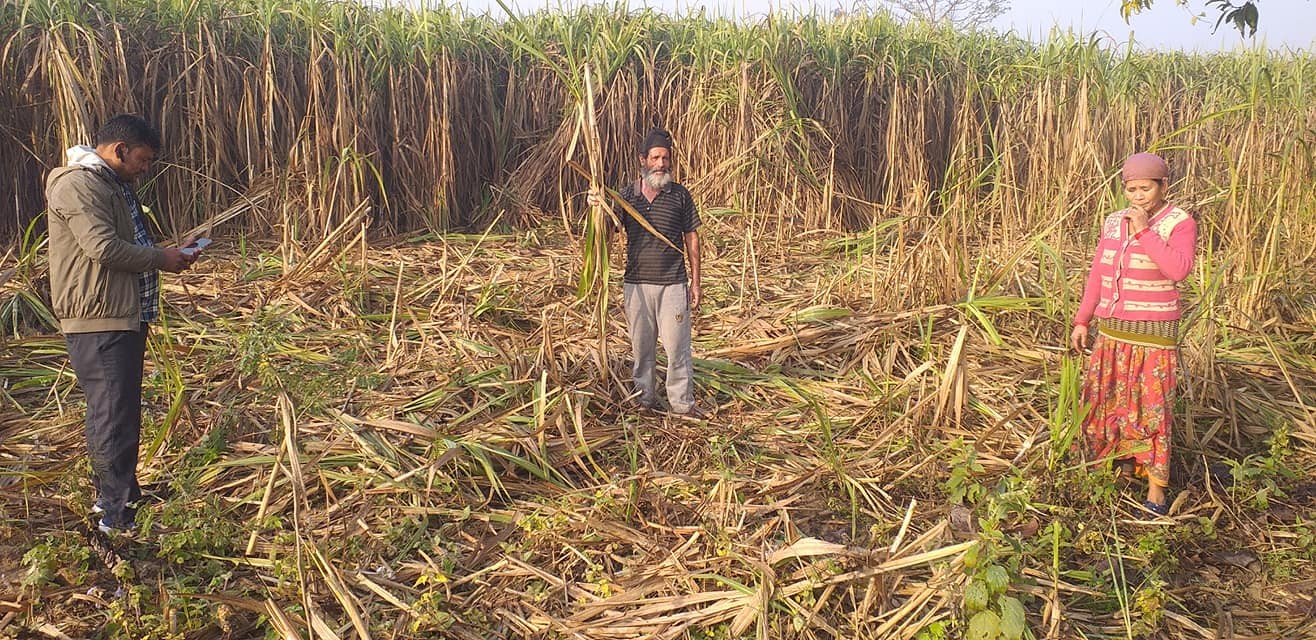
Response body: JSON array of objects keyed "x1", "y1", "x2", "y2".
[{"x1": 97, "y1": 518, "x2": 138, "y2": 536}]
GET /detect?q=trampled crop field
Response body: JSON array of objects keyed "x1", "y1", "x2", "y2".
[{"x1": 0, "y1": 2, "x2": 1313, "y2": 638}]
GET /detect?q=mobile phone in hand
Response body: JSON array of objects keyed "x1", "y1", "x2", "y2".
[{"x1": 180, "y1": 238, "x2": 212, "y2": 257}]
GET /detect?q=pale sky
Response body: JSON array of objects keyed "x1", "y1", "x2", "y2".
[
  {"x1": 988, "y1": 0, "x2": 1313, "y2": 52},
  {"x1": 436, "y1": 0, "x2": 1315, "y2": 52}
]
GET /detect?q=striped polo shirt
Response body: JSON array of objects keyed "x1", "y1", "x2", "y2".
[{"x1": 618, "y1": 180, "x2": 701, "y2": 285}]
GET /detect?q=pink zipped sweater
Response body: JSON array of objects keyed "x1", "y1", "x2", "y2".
[{"x1": 1074, "y1": 204, "x2": 1196, "y2": 326}]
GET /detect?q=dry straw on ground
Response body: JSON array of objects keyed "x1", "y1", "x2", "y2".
[
  {"x1": 1, "y1": 2, "x2": 1315, "y2": 639},
  {"x1": 2, "y1": 215, "x2": 1313, "y2": 638}
]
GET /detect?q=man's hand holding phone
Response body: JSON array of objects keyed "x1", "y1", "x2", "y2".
[
  {"x1": 180, "y1": 237, "x2": 212, "y2": 257},
  {"x1": 162, "y1": 238, "x2": 209, "y2": 273}
]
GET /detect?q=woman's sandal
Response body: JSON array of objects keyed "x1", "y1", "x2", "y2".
[{"x1": 1141, "y1": 500, "x2": 1169, "y2": 516}]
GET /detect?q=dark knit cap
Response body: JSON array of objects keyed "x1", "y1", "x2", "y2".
[{"x1": 639, "y1": 128, "x2": 673, "y2": 155}]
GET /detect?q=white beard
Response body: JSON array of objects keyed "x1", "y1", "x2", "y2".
[{"x1": 643, "y1": 169, "x2": 671, "y2": 190}]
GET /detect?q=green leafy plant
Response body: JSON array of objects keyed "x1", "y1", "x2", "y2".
[
  {"x1": 21, "y1": 536, "x2": 91, "y2": 588},
  {"x1": 961, "y1": 544, "x2": 1028, "y2": 640},
  {"x1": 948, "y1": 449, "x2": 1034, "y2": 640},
  {"x1": 947, "y1": 438, "x2": 987, "y2": 506},
  {"x1": 1225, "y1": 424, "x2": 1297, "y2": 510}
]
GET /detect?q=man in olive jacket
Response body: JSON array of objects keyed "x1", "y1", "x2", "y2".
[{"x1": 46, "y1": 114, "x2": 196, "y2": 533}]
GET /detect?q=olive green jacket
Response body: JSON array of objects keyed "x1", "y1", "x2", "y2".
[{"x1": 45, "y1": 156, "x2": 164, "y2": 333}]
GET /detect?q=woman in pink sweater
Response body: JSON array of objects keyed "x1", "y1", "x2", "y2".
[{"x1": 1070, "y1": 153, "x2": 1197, "y2": 516}]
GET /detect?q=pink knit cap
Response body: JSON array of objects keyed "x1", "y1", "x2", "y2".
[{"x1": 1121, "y1": 153, "x2": 1169, "y2": 181}]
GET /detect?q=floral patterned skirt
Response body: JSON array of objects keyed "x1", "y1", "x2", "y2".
[{"x1": 1080, "y1": 332, "x2": 1177, "y2": 487}]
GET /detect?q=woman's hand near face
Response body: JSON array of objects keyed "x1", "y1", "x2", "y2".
[{"x1": 1124, "y1": 206, "x2": 1150, "y2": 234}]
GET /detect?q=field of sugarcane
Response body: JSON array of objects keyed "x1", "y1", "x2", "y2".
[{"x1": 2, "y1": 0, "x2": 1315, "y2": 638}]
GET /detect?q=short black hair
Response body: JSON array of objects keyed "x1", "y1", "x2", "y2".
[{"x1": 94, "y1": 114, "x2": 162, "y2": 151}]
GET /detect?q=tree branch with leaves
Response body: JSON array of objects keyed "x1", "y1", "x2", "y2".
[{"x1": 1121, "y1": 0, "x2": 1264, "y2": 36}]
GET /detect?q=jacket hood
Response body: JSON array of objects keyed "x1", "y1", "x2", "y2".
[
  {"x1": 48, "y1": 146, "x2": 116, "y2": 187},
  {"x1": 65, "y1": 145, "x2": 108, "y2": 169}
]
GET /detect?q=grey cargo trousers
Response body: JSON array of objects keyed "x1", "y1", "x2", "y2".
[{"x1": 623, "y1": 282, "x2": 694, "y2": 413}]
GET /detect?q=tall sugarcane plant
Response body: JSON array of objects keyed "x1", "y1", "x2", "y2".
[
  {"x1": 1, "y1": 0, "x2": 1314, "y2": 335},
  {"x1": 489, "y1": 1, "x2": 650, "y2": 380}
]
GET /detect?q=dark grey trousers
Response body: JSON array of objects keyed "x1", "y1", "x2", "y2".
[{"x1": 65, "y1": 324, "x2": 148, "y2": 528}]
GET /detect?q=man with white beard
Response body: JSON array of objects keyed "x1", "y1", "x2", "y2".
[{"x1": 611, "y1": 128, "x2": 704, "y2": 417}]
